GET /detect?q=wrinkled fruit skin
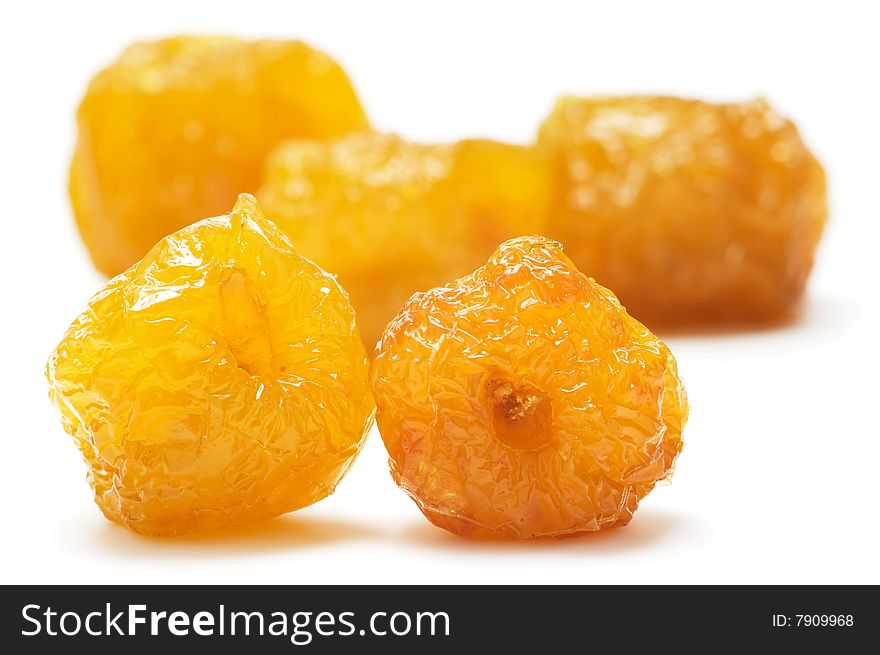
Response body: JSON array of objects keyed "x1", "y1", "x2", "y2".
[
  {"x1": 46, "y1": 195, "x2": 375, "y2": 536},
  {"x1": 258, "y1": 133, "x2": 552, "y2": 348},
  {"x1": 71, "y1": 36, "x2": 368, "y2": 276},
  {"x1": 537, "y1": 96, "x2": 827, "y2": 325},
  {"x1": 371, "y1": 236, "x2": 687, "y2": 539}
]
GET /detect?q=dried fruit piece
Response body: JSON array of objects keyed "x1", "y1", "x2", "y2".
[
  {"x1": 71, "y1": 36, "x2": 368, "y2": 276},
  {"x1": 537, "y1": 96, "x2": 827, "y2": 325},
  {"x1": 257, "y1": 133, "x2": 552, "y2": 347},
  {"x1": 46, "y1": 195, "x2": 374, "y2": 536},
  {"x1": 371, "y1": 236, "x2": 687, "y2": 538}
]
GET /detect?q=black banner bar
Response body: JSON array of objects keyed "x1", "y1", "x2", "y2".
[{"x1": 2, "y1": 585, "x2": 874, "y2": 652}]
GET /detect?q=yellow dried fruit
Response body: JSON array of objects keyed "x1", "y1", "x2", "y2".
[
  {"x1": 537, "y1": 96, "x2": 827, "y2": 325},
  {"x1": 258, "y1": 132, "x2": 552, "y2": 347},
  {"x1": 372, "y1": 236, "x2": 687, "y2": 538},
  {"x1": 71, "y1": 36, "x2": 368, "y2": 276},
  {"x1": 46, "y1": 195, "x2": 374, "y2": 536}
]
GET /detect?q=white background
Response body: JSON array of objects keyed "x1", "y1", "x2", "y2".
[{"x1": 2, "y1": 0, "x2": 878, "y2": 585}]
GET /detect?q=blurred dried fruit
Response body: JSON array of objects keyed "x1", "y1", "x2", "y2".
[
  {"x1": 258, "y1": 133, "x2": 552, "y2": 347},
  {"x1": 46, "y1": 195, "x2": 374, "y2": 536},
  {"x1": 371, "y1": 236, "x2": 687, "y2": 538},
  {"x1": 71, "y1": 36, "x2": 368, "y2": 276},
  {"x1": 537, "y1": 96, "x2": 827, "y2": 325}
]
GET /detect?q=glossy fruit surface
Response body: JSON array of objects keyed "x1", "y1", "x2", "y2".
[
  {"x1": 537, "y1": 96, "x2": 827, "y2": 325},
  {"x1": 371, "y1": 236, "x2": 687, "y2": 538},
  {"x1": 47, "y1": 195, "x2": 374, "y2": 536},
  {"x1": 258, "y1": 133, "x2": 552, "y2": 347},
  {"x1": 71, "y1": 36, "x2": 368, "y2": 276}
]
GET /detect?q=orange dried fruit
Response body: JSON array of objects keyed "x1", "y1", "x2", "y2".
[
  {"x1": 46, "y1": 195, "x2": 374, "y2": 536},
  {"x1": 537, "y1": 96, "x2": 827, "y2": 325},
  {"x1": 371, "y1": 236, "x2": 687, "y2": 539},
  {"x1": 257, "y1": 132, "x2": 552, "y2": 347},
  {"x1": 71, "y1": 36, "x2": 368, "y2": 277}
]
